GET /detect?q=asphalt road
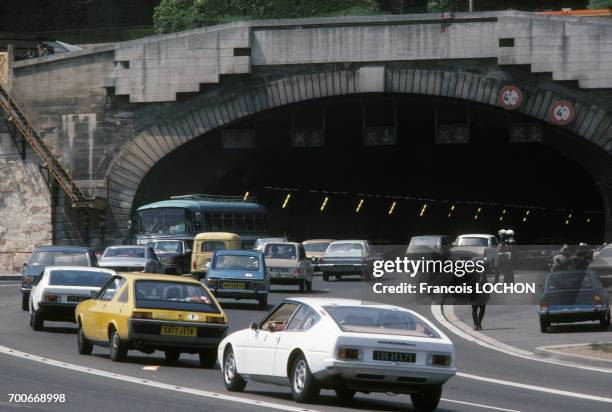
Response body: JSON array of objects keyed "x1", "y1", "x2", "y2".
[{"x1": 0, "y1": 278, "x2": 611, "y2": 412}]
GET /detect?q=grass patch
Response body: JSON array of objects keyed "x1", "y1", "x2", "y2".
[{"x1": 590, "y1": 343, "x2": 612, "y2": 353}]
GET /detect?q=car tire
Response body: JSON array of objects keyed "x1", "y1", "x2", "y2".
[
  {"x1": 290, "y1": 354, "x2": 320, "y2": 403},
  {"x1": 109, "y1": 327, "x2": 128, "y2": 362},
  {"x1": 21, "y1": 293, "x2": 29, "y2": 311},
  {"x1": 258, "y1": 296, "x2": 268, "y2": 310},
  {"x1": 30, "y1": 310, "x2": 44, "y2": 331},
  {"x1": 410, "y1": 386, "x2": 442, "y2": 412},
  {"x1": 322, "y1": 273, "x2": 329, "y2": 282},
  {"x1": 165, "y1": 350, "x2": 181, "y2": 363},
  {"x1": 199, "y1": 348, "x2": 217, "y2": 368},
  {"x1": 223, "y1": 347, "x2": 246, "y2": 392},
  {"x1": 540, "y1": 319, "x2": 549, "y2": 333},
  {"x1": 77, "y1": 322, "x2": 93, "y2": 355},
  {"x1": 334, "y1": 387, "x2": 356, "y2": 403}
]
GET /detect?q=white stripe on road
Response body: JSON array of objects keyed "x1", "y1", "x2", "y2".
[
  {"x1": 0, "y1": 344, "x2": 525, "y2": 412},
  {"x1": 0, "y1": 284, "x2": 20, "y2": 287},
  {"x1": 441, "y1": 398, "x2": 520, "y2": 412},
  {"x1": 431, "y1": 304, "x2": 612, "y2": 375},
  {"x1": 0, "y1": 345, "x2": 320, "y2": 412},
  {"x1": 457, "y1": 371, "x2": 612, "y2": 404}
]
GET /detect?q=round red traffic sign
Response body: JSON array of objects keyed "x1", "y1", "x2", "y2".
[
  {"x1": 548, "y1": 100, "x2": 576, "y2": 126},
  {"x1": 498, "y1": 85, "x2": 523, "y2": 110}
]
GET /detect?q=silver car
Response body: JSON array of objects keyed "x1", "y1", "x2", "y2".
[
  {"x1": 264, "y1": 242, "x2": 313, "y2": 292},
  {"x1": 98, "y1": 245, "x2": 163, "y2": 273}
]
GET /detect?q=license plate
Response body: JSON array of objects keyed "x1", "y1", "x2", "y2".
[
  {"x1": 223, "y1": 282, "x2": 245, "y2": 289},
  {"x1": 373, "y1": 350, "x2": 416, "y2": 363},
  {"x1": 160, "y1": 326, "x2": 197, "y2": 337}
]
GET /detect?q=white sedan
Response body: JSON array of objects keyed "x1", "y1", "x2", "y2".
[
  {"x1": 218, "y1": 297, "x2": 456, "y2": 411},
  {"x1": 29, "y1": 266, "x2": 115, "y2": 331}
]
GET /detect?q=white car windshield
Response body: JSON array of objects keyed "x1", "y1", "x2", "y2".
[
  {"x1": 104, "y1": 247, "x2": 145, "y2": 258},
  {"x1": 49, "y1": 269, "x2": 112, "y2": 287},
  {"x1": 324, "y1": 306, "x2": 439, "y2": 338},
  {"x1": 150, "y1": 241, "x2": 182, "y2": 253}
]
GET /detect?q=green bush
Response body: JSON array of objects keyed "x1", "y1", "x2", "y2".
[
  {"x1": 588, "y1": 0, "x2": 612, "y2": 9},
  {"x1": 426, "y1": 0, "x2": 460, "y2": 12}
]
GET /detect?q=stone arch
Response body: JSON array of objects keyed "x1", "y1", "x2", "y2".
[{"x1": 105, "y1": 67, "x2": 612, "y2": 241}]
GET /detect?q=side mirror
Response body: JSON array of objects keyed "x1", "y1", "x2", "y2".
[{"x1": 250, "y1": 322, "x2": 258, "y2": 331}]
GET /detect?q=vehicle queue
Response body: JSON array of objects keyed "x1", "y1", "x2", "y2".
[{"x1": 16, "y1": 219, "x2": 611, "y2": 411}]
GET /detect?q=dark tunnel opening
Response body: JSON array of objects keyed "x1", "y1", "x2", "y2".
[{"x1": 133, "y1": 94, "x2": 605, "y2": 245}]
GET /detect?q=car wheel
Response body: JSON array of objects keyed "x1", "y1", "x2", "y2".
[
  {"x1": 199, "y1": 348, "x2": 217, "y2": 368},
  {"x1": 322, "y1": 273, "x2": 329, "y2": 282},
  {"x1": 77, "y1": 322, "x2": 93, "y2": 355},
  {"x1": 109, "y1": 327, "x2": 128, "y2": 362},
  {"x1": 165, "y1": 350, "x2": 181, "y2": 363},
  {"x1": 21, "y1": 293, "x2": 29, "y2": 311},
  {"x1": 410, "y1": 386, "x2": 442, "y2": 412},
  {"x1": 258, "y1": 296, "x2": 268, "y2": 310},
  {"x1": 223, "y1": 347, "x2": 246, "y2": 392},
  {"x1": 30, "y1": 308, "x2": 43, "y2": 331},
  {"x1": 540, "y1": 319, "x2": 549, "y2": 333},
  {"x1": 290, "y1": 354, "x2": 320, "y2": 403},
  {"x1": 334, "y1": 387, "x2": 355, "y2": 403}
]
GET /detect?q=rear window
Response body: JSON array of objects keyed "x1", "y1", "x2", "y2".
[
  {"x1": 104, "y1": 247, "x2": 144, "y2": 258},
  {"x1": 201, "y1": 241, "x2": 226, "y2": 253},
  {"x1": 303, "y1": 243, "x2": 330, "y2": 253},
  {"x1": 327, "y1": 243, "x2": 363, "y2": 253},
  {"x1": 548, "y1": 273, "x2": 594, "y2": 291},
  {"x1": 135, "y1": 280, "x2": 219, "y2": 313},
  {"x1": 409, "y1": 237, "x2": 440, "y2": 246},
  {"x1": 49, "y1": 270, "x2": 112, "y2": 287},
  {"x1": 214, "y1": 254, "x2": 260, "y2": 271},
  {"x1": 30, "y1": 251, "x2": 89, "y2": 266},
  {"x1": 324, "y1": 306, "x2": 439, "y2": 338},
  {"x1": 456, "y1": 237, "x2": 489, "y2": 247},
  {"x1": 264, "y1": 244, "x2": 297, "y2": 259}
]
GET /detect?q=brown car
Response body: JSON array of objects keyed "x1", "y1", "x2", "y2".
[{"x1": 302, "y1": 239, "x2": 335, "y2": 272}]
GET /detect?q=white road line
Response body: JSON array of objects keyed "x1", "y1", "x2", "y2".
[
  {"x1": 0, "y1": 283, "x2": 20, "y2": 287},
  {"x1": 431, "y1": 304, "x2": 612, "y2": 374},
  {"x1": 441, "y1": 398, "x2": 520, "y2": 412},
  {"x1": 0, "y1": 344, "x2": 528, "y2": 412},
  {"x1": 0, "y1": 345, "x2": 320, "y2": 412},
  {"x1": 457, "y1": 371, "x2": 612, "y2": 404}
]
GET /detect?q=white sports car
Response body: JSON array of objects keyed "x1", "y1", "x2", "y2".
[{"x1": 218, "y1": 297, "x2": 456, "y2": 411}]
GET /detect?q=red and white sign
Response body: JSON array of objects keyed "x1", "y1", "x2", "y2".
[
  {"x1": 498, "y1": 85, "x2": 523, "y2": 110},
  {"x1": 548, "y1": 100, "x2": 576, "y2": 126}
]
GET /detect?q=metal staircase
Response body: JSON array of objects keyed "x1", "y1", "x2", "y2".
[{"x1": 0, "y1": 83, "x2": 103, "y2": 209}]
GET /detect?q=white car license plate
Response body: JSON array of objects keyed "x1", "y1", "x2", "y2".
[{"x1": 373, "y1": 350, "x2": 416, "y2": 363}]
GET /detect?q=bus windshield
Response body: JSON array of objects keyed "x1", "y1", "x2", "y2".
[{"x1": 138, "y1": 208, "x2": 193, "y2": 236}]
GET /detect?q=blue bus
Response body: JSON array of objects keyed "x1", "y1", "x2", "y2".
[{"x1": 136, "y1": 194, "x2": 268, "y2": 248}]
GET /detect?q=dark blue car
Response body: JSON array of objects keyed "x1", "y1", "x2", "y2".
[
  {"x1": 205, "y1": 250, "x2": 268, "y2": 309},
  {"x1": 538, "y1": 270, "x2": 610, "y2": 332}
]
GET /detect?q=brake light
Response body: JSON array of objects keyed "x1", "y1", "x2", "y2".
[
  {"x1": 43, "y1": 294, "x2": 60, "y2": 302},
  {"x1": 206, "y1": 316, "x2": 226, "y2": 324},
  {"x1": 594, "y1": 294, "x2": 602, "y2": 304},
  {"x1": 539, "y1": 301, "x2": 549, "y2": 311},
  {"x1": 337, "y1": 347, "x2": 360, "y2": 360},
  {"x1": 431, "y1": 354, "x2": 452, "y2": 366},
  {"x1": 132, "y1": 312, "x2": 153, "y2": 319}
]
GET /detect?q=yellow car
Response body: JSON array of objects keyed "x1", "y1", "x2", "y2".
[{"x1": 75, "y1": 272, "x2": 228, "y2": 368}]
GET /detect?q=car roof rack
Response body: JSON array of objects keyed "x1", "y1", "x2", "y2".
[{"x1": 170, "y1": 194, "x2": 258, "y2": 203}]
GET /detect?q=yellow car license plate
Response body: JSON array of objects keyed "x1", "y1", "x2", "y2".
[
  {"x1": 160, "y1": 326, "x2": 197, "y2": 337},
  {"x1": 223, "y1": 282, "x2": 245, "y2": 289}
]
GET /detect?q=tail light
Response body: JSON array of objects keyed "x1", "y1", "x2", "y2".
[
  {"x1": 594, "y1": 294, "x2": 602, "y2": 305},
  {"x1": 539, "y1": 301, "x2": 549, "y2": 312},
  {"x1": 132, "y1": 311, "x2": 153, "y2": 319},
  {"x1": 431, "y1": 354, "x2": 452, "y2": 366},
  {"x1": 206, "y1": 316, "x2": 226, "y2": 324},
  {"x1": 337, "y1": 347, "x2": 361, "y2": 360},
  {"x1": 43, "y1": 294, "x2": 60, "y2": 302}
]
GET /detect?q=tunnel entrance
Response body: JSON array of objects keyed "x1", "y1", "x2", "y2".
[{"x1": 133, "y1": 94, "x2": 605, "y2": 245}]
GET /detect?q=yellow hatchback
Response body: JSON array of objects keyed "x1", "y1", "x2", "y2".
[{"x1": 75, "y1": 272, "x2": 228, "y2": 368}]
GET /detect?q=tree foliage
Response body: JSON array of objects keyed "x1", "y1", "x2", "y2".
[
  {"x1": 426, "y1": 0, "x2": 460, "y2": 12},
  {"x1": 588, "y1": 0, "x2": 612, "y2": 9},
  {"x1": 154, "y1": 0, "x2": 379, "y2": 33}
]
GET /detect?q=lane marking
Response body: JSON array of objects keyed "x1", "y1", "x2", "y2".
[
  {"x1": 457, "y1": 371, "x2": 612, "y2": 404},
  {"x1": 441, "y1": 398, "x2": 520, "y2": 412},
  {"x1": 0, "y1": 284, "x2": 20, "y2": 287},
  {"x1": 0, "y1": 345, "x2": 320, "y2": 412},
  {"x1": 431, "y1": 304, "x2": 612, "y2": 374}
]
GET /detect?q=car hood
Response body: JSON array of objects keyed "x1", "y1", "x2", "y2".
[{"x1": 99, "y1": 257, "x2": 145, "y2": 266}]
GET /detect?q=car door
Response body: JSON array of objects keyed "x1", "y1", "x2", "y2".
[
  {"x1": 93, "y1": 276, "x2": 127, "y2": 339},
  {"x1": 273, "y1": 304, "x2": 320, "y2": 377},
  {"x1": 80, "y1": 276, "x2": 116, "y2": 340},
  {"x1": 239, "y1": 302, "x2": 299, "y2": 376},
  {"x1": 102, "y1": 281, "x2": 131, "y2": 336}
]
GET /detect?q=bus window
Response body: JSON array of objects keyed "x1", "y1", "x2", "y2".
[
  {"x1": 234, "y1": 213, "x2": 245, "y2": 231},
  {"x1": 255, "y1": 214, "x2": 266, "y2": 231},
  {"x1": 244, "y1": 214, "x2": 254, "y2": 232},
  {"x1": 223, "y1": 214, "x2": 234, "y2": 231},
  {"x1": 138, "y1": 208, "x2": 193, "y2": 235},
  {"x1": 206, "y1": 213, "x2": 223, "y2": 231}
]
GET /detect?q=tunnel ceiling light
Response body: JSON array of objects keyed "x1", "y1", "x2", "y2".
[
  {"x1": 388, "y1": 201, "x2": 397, "y2": 215},
  {"x1": 587, "y1": 217, "x2": 591, "y2": 223},
  {"x1": 243, "y1": 191, "x2": 250, "y2": 201},
  {"x1": 282, "y1": 193, "x2": 291, "y2": 209},
  {"x1": 419, "y1": 203, "x2": 428, "y2": 217},
  {"x1": 447, "y1": 204, "x2": 455, "y2": 218},
  {"x1": 473, "y1": 207, "x2": 481, "y2": 220},
  {"x1": 355, "y1": 198, "x2": 364, "y2": 213},
  {"x1": 320, "y1": 196, "x2": 329, "y2": 212}
]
